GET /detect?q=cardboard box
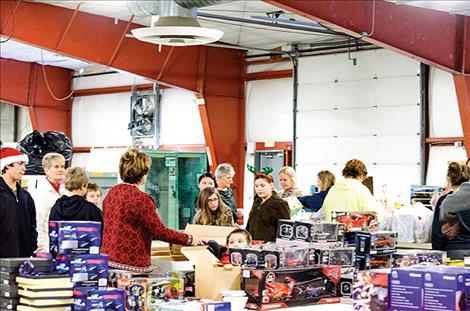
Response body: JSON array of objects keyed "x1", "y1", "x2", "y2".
[
  {"x1": 389, "y1": 268, "x2": 424, "y2": 310},
  {"x1": 181, "y1": 246, "x2": 241, "y2": 301},
  {"x1": 353, "y1": 269, "x2": 390, "y2": 311}
]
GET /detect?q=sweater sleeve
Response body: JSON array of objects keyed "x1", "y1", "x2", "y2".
[
  {"x1": 138, "y1": 195, "x2": 190, "y2": 245},
  {"x1": 440, "y1": 182, "x2": 470, "y2": 222}
]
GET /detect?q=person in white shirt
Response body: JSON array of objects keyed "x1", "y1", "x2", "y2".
[{"x1": 30, "y1": 153, "x2": 65, "y2": 252}]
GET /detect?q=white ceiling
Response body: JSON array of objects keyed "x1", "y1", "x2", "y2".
[{"x1": 2, "y1": 0, "x2": 470, "y2": 72}]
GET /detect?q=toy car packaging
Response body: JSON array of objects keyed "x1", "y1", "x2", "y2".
[
  {"x1": 355, "y1": 231, "x2": 397, "y2": 255},
  {"x1": 146, "y1": 277, "x2": 184, "y2": 308},
  {"x1": 353, "y1": 269, "x2": 390, "y2": 311},
  {"x1": 70, "y1": 254, "x2": 108, "y2": 287},
  {"x1": 229, "y1": 247, "x2": 246, "y2": 266},
  {"x1": 49, "y1": 221, "x2": 102, "y2": 256},
  {"x1": 73, "y1": 287, "x2": 96, "y2": 311},
  {"x1": 87, "y1": 288, "x2": 125, "y2": 311},
  {"x1": 331, "y1": 211, "x2": 378, "y2": 232},
  {"x1": 117, "y1": 277, "x2": 149, "y2": 311},
  {"x1": 355, "y1": 253, "x2": 393, "y2": 270},
  {"x1": 293, "y1": 221, "x2": 343, "y2": 242},
  {"x1": 277, "y1": 219, "x2": 295, "y2": 240},
  {"x1": 313, "y1": 247, "x2": 354, "y2": 267},
  {"x1": 392, "y1": 250, "x2": 446, "y2": 268},
  {"x1": 242, "y1": 266, "x2": 341, "y2": 309}
]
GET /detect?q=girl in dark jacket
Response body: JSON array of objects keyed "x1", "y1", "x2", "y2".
[
  {"x1": 299, "y1": 170, "x2": 336, "y2": 212},
  {"x1": 246, "y1": 173, "x2": 290, "y2": 242}
]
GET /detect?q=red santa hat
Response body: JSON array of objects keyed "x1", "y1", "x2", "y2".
[{"x1": 0, "y1": 147, "x2": 29, "y2": 171}]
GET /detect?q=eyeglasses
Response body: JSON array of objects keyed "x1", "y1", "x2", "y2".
[{"x1": 207, "y1": 198, "x2": 219, "y2": 203}]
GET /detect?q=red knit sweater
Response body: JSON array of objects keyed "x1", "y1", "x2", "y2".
[{"x1": 102, "y1": 184, "x2": 190, "y2": 273}]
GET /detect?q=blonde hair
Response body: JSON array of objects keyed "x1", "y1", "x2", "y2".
[
  {"x1": 65, "y1": 167, "x2": 89, "y2": 191},
  {"x1": 42, "y1": 152, "x2": 65, "y2": 169},
  {"x1": 317, "y1": 170, "x2": 336, "y2": 191},
  {"x1": 119, "y1": 148, "x2": 152, "y2": 184},
  {"x1": 278, "y1": 166, "x2": 298, "y2": 187}
]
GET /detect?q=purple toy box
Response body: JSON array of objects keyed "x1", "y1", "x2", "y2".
[
  {"x1": 49, "y1": 221, "x2": 101, "y2": 256},
  {"x1": 389, "y1": 267, "x2": 423, "y2": 310}
]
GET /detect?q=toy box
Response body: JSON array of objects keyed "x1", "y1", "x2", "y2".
[
  {"x1": 355, "y1": 253, "x2": 393, "y2": 270},
  {"x1": 392, "y1": 250, "x2": 445, "y2": 267},
  {"x1": 277, "y1": 219, "x2": 295, "y2": 240},
  {"x1": 355, "y1": 231, "x2": 397, "y2": 255},
  {"x1": 388, "y1": 267, "x2": 424, "y2": 310},
  {"x1": 166, "y1": 271, "x2": 195, "y2": 297},
  {"x1": 242, "y1": 266, "x2": 341, "y2": 309},
  {"x1": 337, "y1": 268, "x2": 354, "y2": 298},
  {"x1": 49, "y1": 221, "x2": 101, "y2": 256},
  {"x1": 229, "y1": 247, "x2": 245, "y2": 266},
  {"x1": 73, "y1": 287, "x2": 97, "y2": 311},
  {"x1": 146, "y1": 277, "x2": 184, "y2": 308},
  {"x1": 87, "y1": 288, "x2": 125, "y2": 311},
  {"x1": 70, "y1": 254, "x2": 108, "y2": 287},
  {"x1": 118, "y1": 277, "x2": 149, "y2": 311},
  {"x1": 313, "y1": 247, "x2": 354, "y2": 267},
  {"x1": 353, "y1": 269, "x2": 390, "y2": 311},
  {"x1": 331, "y1": 211, "x2": 378, "y2": 232},
  {"x1": 422, "y1": 266, "x2": 470, "y2": 311},
  {"x1": 293, "y1": 221, "x2": 343, "y2": 242}
]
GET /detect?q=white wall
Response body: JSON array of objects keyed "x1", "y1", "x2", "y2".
[
  {"x1": 71, "y1": 72, "x2": 205, "y2": 172},
  {"x1": 0, "y1": 102, "x2": 32, "y2": 144},
  {"x1": 426, "y1": 68, "x2": 467, "y2": 186}
]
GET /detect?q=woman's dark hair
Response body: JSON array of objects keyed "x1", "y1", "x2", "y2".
[
  {"x1": 198, "y1": 172, "x2": 217, "y2": 187},
  {"x1": 447, "y1": 162, "x2": 470, "y2": 187},
  {"x1": 342, "y1": 159, "x2": 368, "y2": 179},
  {"x1": 254, "y1": 173, "x2": 273, "y2": 183}
]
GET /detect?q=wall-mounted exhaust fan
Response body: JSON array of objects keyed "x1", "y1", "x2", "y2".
[
  {"x1": 129, "y1": 85, "x2": 160, "y2": 147},
  {"x1": 130, "y1": 1, "x2": 223, "y2": 46}
]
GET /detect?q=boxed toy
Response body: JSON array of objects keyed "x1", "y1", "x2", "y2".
[
  {"x1": 331, "y1": 211, "x2": 377, "y2": 232},
  {"x1": 421, "y1": 266, "x2": 470, "y2": 311},
  {"x1": 229, "y1": 247, "x2": 245, "y2": 266},
  {"x1": 244, "y1": 247, "x2": 264, "y2": 268},
  {"x1": 277, "y1": 219, "x2": 295, "y2": 240},
  {"x1": 355, "y1": 231, "x2": 397, "y2": 255},
  {"x1": 0, "y1": 258, "x2": 52, "y2": 273},
  {"x1": 355, "y1": 253, "x2": 393, "y2": 270},
  {"x1": 166, "y1": 271, "x2": 195, "y2": 297},
  {"x1": 388, "y1": 267, "x2": 424, "y2": 310},
  {"x1": 70, "y1": 254, "x2": 108, "y2": 287},
  {"x1": 49, "y1": 221, "x2": 101, "y2": 256},
  {"x1": 337, "y1": 268, "x2": 354, "y2": 298},
  {"x1": 87, "y1": 288, "x2": 125, "y2": 311},
  {"x1": 313, "y1": 247, "x2": 354, "y2": 267},
  {"x1": 293, "y1": 221, "x2": 343, "y2": 242},
  {"x1": 392, "y1": 250, "x2": 445, "y2": 267},
  {"x1": 353, "y1": 269, "x2": 390, "y2": 311},
  {"x1": 118, "y1": 277, "x2": 149, "y2": 311},
  {"x1": 73, "y1": 287, "x2": 97, "y2": 311},
  {"x1": 242, "y1": 266, "x2": 341, "y2": 309},
  {"x1": 146, "y1": 277, "x2": 184, "y2": 308}
]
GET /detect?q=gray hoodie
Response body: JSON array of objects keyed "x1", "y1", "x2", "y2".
[{"x1": 439, "y1": 182, "x2": 470, "y2": 223}]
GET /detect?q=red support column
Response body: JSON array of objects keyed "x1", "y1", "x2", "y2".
[{"x1": 454, "y1": 75, "x2": 470, "y2": 157}]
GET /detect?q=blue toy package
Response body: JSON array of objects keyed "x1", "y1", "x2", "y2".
[
  {"x1": 49, "y1": 221, "x2": 102, "y2": 256},
  {"x1": 389, "y1": 267, "x2": 424, "y2": 310},
  {"x1": 87, "y1": 288, "x2": 125, "y2": 311},
  {"x1": 70, "y1": 255, "x2": 108, "y2": 287},
  {"x1": 73, "y1": 287, "x2": 98, "y2": 311}
]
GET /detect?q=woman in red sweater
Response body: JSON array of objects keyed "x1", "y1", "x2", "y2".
[{"x1": 102, "y1": 148, "x2": 202, "y2": 273}]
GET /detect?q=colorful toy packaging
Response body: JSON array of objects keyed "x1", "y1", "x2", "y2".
[
  {"x1": 331, "y1": 211, "x2": 378, "y2": 232},
  {"x1": 353, "y1": 269, "x2": 390, "y2": 311},
  {"x1": 355, "y1": 231, "x2": 397, "y2": 255},
  {"x1": 87, "y1": 288, "x2": 125, "y2": 311},
  {"x1": 70, "y1": 254, "x2": 108, "y2": 287},
  {"x1": 388, "y1": 267, "x2": 424, "y2": 310},
  {"x1": 392, "y1": 250, "x2": 446, "y2": 267},
  {"x1": 242, "y1": 266, "x2": 340, "y2": 309},
  {"x1": 146, "y1": 277, "x2": 184, "y2": 308},
  {"x1": 117, "y1": 277, "x2": 149, "y2": 311},
  {"x1": 49, "y1": 221, "x2": 101, "y2": 256}
]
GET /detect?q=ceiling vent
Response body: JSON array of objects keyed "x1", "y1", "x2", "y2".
[{"x1": 130, "y1": 1, "x2": 223, "y2": 46}]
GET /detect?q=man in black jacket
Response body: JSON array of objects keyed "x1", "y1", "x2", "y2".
[{"x1": 0, "y1": 147, "x2": 38, "y2": 258}]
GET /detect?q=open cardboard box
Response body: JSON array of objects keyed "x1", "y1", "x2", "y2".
[
  {"x1": 155, "y1": 225, "x2": 241, "y2": 300},
  {"x1": 181, "y1": 246, "x2": 241, "y2": 300}
]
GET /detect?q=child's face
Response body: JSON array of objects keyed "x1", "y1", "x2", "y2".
[
  {"x1": 86, "y1": 190, "x2": 101, "y2": 206},
  {"x1": 228, "y1": 233, "x2": 248, "y2": 248}
]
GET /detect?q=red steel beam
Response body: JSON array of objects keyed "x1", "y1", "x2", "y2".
[
  {"x1": 266, "y1": 0, "x2": 470, "y2": 75},
  {"x1": 245, "y1": 69, "x2": 293, "y2": 81},
  {"x1": 245, "y1": 57, "x2": 291, "y2": 66},
  {"x1": 454, "y1": 75, "x2": 470, "y2": 156},
  {"x1": 425, "y1": 137, "x2": 465, "y2": 145},
  {"x1": 73, "y1": 83, "x2": 161, "y2": 97},
  {"x1": 55, "y1": 2, "x2": 82, "y2": 51},
  {"x1": 107, "y1": 15, "x2": 134, "y2": 67}
]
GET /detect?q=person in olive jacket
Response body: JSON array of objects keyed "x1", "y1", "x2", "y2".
[{"x1": 246, "y1": 173, "x2": 290, "y2": 242}]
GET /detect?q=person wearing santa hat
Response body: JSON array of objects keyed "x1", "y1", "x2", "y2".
[{"x1": 0, "y1": 147, "x2": 38, "y2": 258}]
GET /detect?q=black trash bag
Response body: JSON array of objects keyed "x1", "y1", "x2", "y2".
[{"x1": 17, "y1": 130, "x2": 72, "y2": 175}]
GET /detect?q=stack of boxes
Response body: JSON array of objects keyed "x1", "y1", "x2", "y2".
[
  {"x1": 354, "y1": 231, "x2": 398, "y2": 270},
  {"x1": 48, "y1": 221, "x2": 125, "y2": 311},
  {"x1": 0, "y1": 258, "x2": 52, "y2": 311}
]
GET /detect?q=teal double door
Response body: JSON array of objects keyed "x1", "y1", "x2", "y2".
[{"x1": 143, "y1": 151, "x2": 208, "y2": 230}]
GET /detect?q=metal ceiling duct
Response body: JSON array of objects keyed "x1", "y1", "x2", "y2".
[{"x1": 128, "y1": 0, "x2": 224, "y2": 46}]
